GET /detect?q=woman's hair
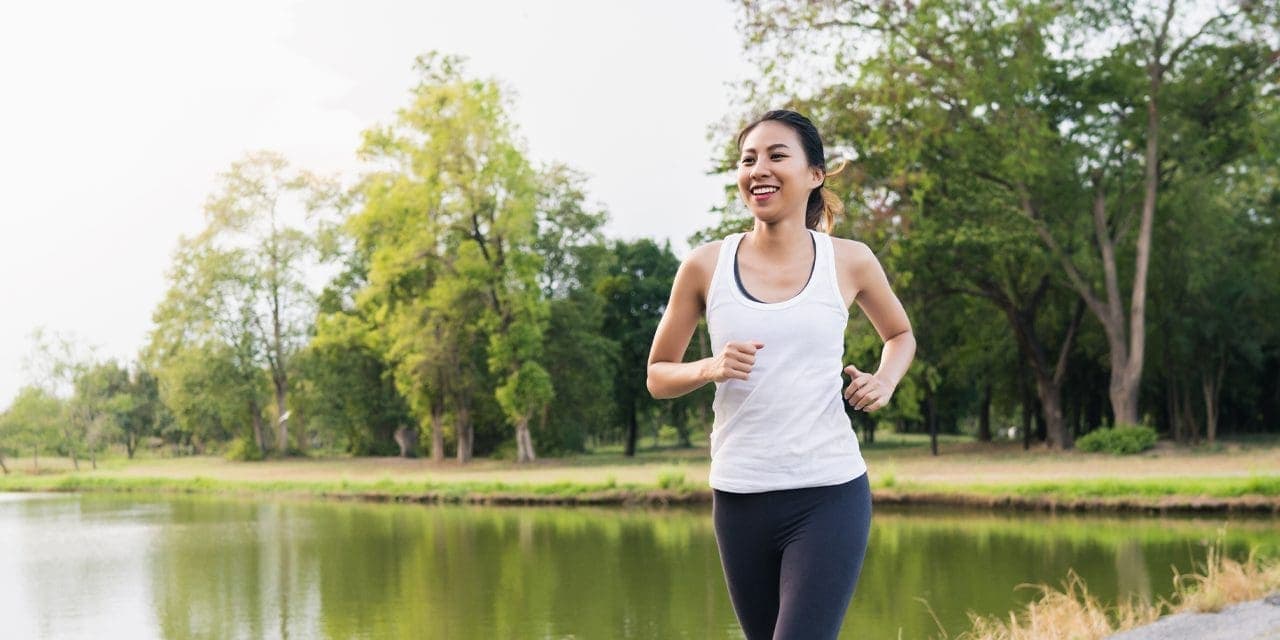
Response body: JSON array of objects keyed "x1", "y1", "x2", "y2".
[{"x1": 736, "y1": 109, "x2": 845, "y2": 233}]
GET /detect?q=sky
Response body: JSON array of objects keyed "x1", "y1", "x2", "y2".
[{"x1": 0, "y1": 0, "x2": 756, "y2": 407}]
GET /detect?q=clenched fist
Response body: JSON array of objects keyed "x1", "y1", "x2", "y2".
[
  {"x1": 702, "y1": 341, "x2": 765, "y2": 383},
  {"x1": 844, "y1": 363, "x2": 894, "y2": 412}
]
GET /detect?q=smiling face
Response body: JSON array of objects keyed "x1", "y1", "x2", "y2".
[{"x1": 736, "y1": 120, "x2": 824, "y2": 225}]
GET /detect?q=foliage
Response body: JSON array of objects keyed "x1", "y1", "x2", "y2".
[{"x1": 1074, "y1": 425, "x2": 1159, "y2": 455}]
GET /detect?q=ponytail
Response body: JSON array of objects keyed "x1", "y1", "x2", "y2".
[{"x1": 805, "y1": 157, "x2": 848, "y2": 233}]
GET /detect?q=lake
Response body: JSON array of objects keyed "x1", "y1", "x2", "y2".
[{"x1": 1, "y1": 492, "x2": 1276, "y2": 639}]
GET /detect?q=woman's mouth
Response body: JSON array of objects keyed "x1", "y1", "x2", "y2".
[{"x1": 750, "y1": 185, "x2": 779, "y2": 203}]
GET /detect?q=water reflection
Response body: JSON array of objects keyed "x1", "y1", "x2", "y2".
[{"x1": 0, "y1": 494, "x2": 1275, "y2": 640}]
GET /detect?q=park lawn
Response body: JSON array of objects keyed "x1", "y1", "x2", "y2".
[{"x1": 1, "y1": 433, "x2": 1278, "y2": 507}]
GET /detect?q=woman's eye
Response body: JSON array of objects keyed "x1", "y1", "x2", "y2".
[
  {"x1": 740, "y1": 157, "x2": 755, "y2": 165},
  {"x1": 771, "y1": 154, "x2": 785, "y2": 160}
]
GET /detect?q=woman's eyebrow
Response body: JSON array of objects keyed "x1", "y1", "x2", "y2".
[{"x1": 741, "y1": 143, "x2": 792, "y2": 154}]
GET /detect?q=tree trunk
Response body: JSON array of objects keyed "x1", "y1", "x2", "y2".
[
  {"x1": 455, "y1": 405, "x2": 473, "y2": 463},
  {"x1": 70, "y1": 450, "x2": 79, "y2": 471},
  {"x1": 394, "y1": 426, "x2": 418, "y2": 458},
  {"x1": 430, "y1": 403, "x2": 445, "y2": 462},
  {"x1": 1201, "y1": 347, "x2": 1225, "y2": 446},
  {"x1": 924, "y1": 393, "x2": 938, "y2": 456},
  {"x1": 250, "y1": 399, "x2": 266, "y2": 454},
  {"x1": 1034, "y1": 375, "x2": 1071, "y2": 449},
  {"x1": 127, "y1": 434, "x2": 137, "y2": 459},
  {"x1": 33, "y1": 447, "x2": 38, "y2": 473},
  {"x1": 1168, "y1": 376, "x2": 1184, "y2": 444},
  {"x1": 515, "y1": 416, "x2": 536, "y2": 463},
  {"x1": 984, "y1": 279, "x2": 1083, "y2": 450},
  {"x1": 274, "y1": 379, "x2": 288, "y2": 455},
  {"x1": 1178, "y1": 383, "x2": 1199, "y2": 444},
  {"x1": 90, "y1": 451, "x2": 96, "y2": 470},
  {"x1": 292, "y1": 404, "x2": 308, "y2": 455},
  {"x1": 978, "y1": 384, "x2": 992, "y2": 442},
  {"x1": 0, "y1": 455, "x2": 8, "y2": 474},
  {"x1": 624, "y1": 398, "x2": 638, "y2": 457},
  {"x1": 1020, "y1": 398, "x2": 1032, "y2": 451}
]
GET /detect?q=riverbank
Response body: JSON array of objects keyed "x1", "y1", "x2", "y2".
[
  {"x1": 959, "y1": 543, "x2": 1280, "y2": 640},
  {"x1": 1, "y1": 440, "x2": 1278, "y2": 512}
]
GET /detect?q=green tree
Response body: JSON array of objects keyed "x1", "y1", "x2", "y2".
[
  {"x1": 200, "y1": 151, "x2": 330, "y2": 452},
  {"x1": 353, "y1": 53, "x2": 560, "y2": 463},
  {"x1": 597, "y1": 239, "x2": 681, "y2": 456},
  {"x1": 67, "y1": 360, "x2": 131, "y2": 469},
  {"x1": 534, "y1": 166, "x2": 618, "y2": 454},
  {"x1": 146, "y1": 152, "x2": 332, "y2": 455},
  {"x1": 0, "y1": 386, "x2": 62, "y2": 473}
]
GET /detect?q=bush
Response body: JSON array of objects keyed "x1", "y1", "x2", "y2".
[
  {"x1": 656, "y1": 468, "x2": 687, "y2": 489},
  {"x1": 490, "y1": 439, "x2": 517, "y2": 462},
  {"x1": 657, "y1": 425, "x2": 679, "y2": 445},
  {"x1": 223, "y1": 438, "x2": 265, "y2": 462},
  {"x1": 1077, "y1": 424, "x2": 1158, "y2": 455}
]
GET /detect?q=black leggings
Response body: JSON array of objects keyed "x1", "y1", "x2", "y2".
[{"x1": 712, "y1": 473, "x2": 872, "y2": 640}]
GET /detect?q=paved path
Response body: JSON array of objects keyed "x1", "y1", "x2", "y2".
[{"x1": 1108, "y1": 595, "x2": 1280, "y2": 640}]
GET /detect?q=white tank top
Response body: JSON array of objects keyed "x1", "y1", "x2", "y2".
[{"x1": 705, "y1": 229, "x2": 867, "y2": 493}]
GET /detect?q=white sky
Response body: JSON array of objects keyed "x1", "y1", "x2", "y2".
[{"x1": 0, "y1": 0, "x2": 755, "y2": 407}]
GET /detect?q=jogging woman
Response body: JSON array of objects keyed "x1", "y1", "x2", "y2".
[{"x1": 646, "y1": 109, "x2": 916, "y2": 639}]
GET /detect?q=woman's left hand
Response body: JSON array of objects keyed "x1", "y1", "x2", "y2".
[{"x1": 843, "y1": 364, "x2": 894, "y2": 412}]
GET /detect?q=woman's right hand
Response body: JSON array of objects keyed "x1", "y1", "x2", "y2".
[{"x1": 702, "y1": 341, "x2": 765, "y2": 383}]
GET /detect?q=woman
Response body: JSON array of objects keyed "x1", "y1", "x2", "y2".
[{"x1": 646, "y1": 109, "x2": 915, "y2": 639}]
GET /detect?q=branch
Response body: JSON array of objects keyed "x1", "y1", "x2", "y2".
[
  {"x1": 1016, "y1": 189, "x2": 1109, "y2": 323},
  {"x1": 1164, "y1": 6, "x2": 1239, "y2": 70},
  {"x1": 1053, "y1": 298, "x2": 1086, "y2": 386},
  {"x1": 1089, "y1": 170, "x2": 1123, "y2": 328}
]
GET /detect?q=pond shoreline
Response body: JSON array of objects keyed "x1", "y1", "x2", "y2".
[{"x1": 2, "y1": 475, "x2": 1279, "y2": 514}]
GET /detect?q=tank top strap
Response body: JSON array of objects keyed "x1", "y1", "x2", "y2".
[
  {"x1": 813, "y1": 230, "x2": 849, "y2": 314},
  {"x1": 708, "y1": 232, "x2": 746, "y2": 311}
]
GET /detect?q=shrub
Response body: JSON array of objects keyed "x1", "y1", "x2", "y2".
[
  {"x1": 223, "y1": 438, "x2": 264, "y2": 461},
  {"x1": 657, "y1": 425, "x2": 679, "y2": 445},
  {"x1": 656, "y1": 468, "x2": 687, "y2": 489},
  {"x1": 1076, "y1": 425, "x2": 1158, "y2": 455}
]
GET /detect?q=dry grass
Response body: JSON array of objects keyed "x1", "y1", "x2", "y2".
[
  {"x1": 950, "y1": 542, "x2": 1280, "y2": 640},
  {"x1": 1174, "y1": 546, "x2": 1280, "y2": 613}
]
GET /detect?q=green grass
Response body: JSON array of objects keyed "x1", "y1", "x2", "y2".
[
  {"x1": 2, "y1": 470, "x2": 1277, "y2": 508},
  {"x1": 889, "y1": 475, "x2": 1280, "y2": 500},
  {"x1": 0, "y1": 472, "x2": 702, "y2": 503}
]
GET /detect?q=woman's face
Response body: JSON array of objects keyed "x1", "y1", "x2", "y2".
[{"x1": 737, "y1": 120, "x2": 823, "y2": 224}]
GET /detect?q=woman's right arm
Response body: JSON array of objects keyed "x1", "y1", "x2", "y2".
[{"x1": 647, "y1": 244, "x2": 761, "y2": 399}]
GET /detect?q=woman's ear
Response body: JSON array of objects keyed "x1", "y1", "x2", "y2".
[{"x1": 810, "y1": 166, "x2": 825, "y2": 189}]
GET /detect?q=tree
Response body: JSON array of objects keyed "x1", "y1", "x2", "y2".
[
  {"x1": 147, "y1": 152, "x2": 332, "y2": 455},
  {"x1": 533, "y1": 167, "x2": 618, "y2": 455},
  {"x1": 597, "y1": 239, "x2": 681, "y2": 456},
  {"x1": 353, "y1": 53, "x2": 561, "y2": 463},
  {"x1": 201, "y1": 151, "x2": 331, "y2": 452},
  {"x1": 67, "y1": 360, "x2": 131, "y2": 469},
  {"x1": 735, "y1": 0, "x2": 1280, "y2": 437},
  {"x1": 0, "y1": 386, "x2": 62, "y2": 473}
]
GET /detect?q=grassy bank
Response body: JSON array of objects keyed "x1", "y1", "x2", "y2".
[
  {"x1": 2, "y1": 434, "x2": 1278, "y2": 511},
  {"x1": 950, "y1": 543, "x2": 1280, "y2": 640},
  {"x1": 2, "y1": 466, "x2": 1279, "y2": 512}
]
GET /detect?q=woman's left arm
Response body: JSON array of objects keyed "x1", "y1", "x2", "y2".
[{"x1": 840, "y1": 241, "x2": 916, "y2": 412}]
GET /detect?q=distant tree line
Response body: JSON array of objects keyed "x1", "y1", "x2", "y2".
[{"x1": 2, "y1": 0, "x2": 1278, "y2": 467}]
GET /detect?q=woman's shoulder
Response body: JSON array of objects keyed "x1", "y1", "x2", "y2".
[
  {"x1": 829, "y1": 236, "x2": 875, "y2": 265},
  {"x1": 683, "y1": 239, "x2": 725, "y2": 273}
]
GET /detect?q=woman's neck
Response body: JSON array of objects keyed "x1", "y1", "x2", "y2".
[{"x1": 747, "y1": 217, "x2": 811, "y2": 259}]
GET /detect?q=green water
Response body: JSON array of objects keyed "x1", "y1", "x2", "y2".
[{"x1": 0, "y1": 492, "x2": 1276, "y2": 639}]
